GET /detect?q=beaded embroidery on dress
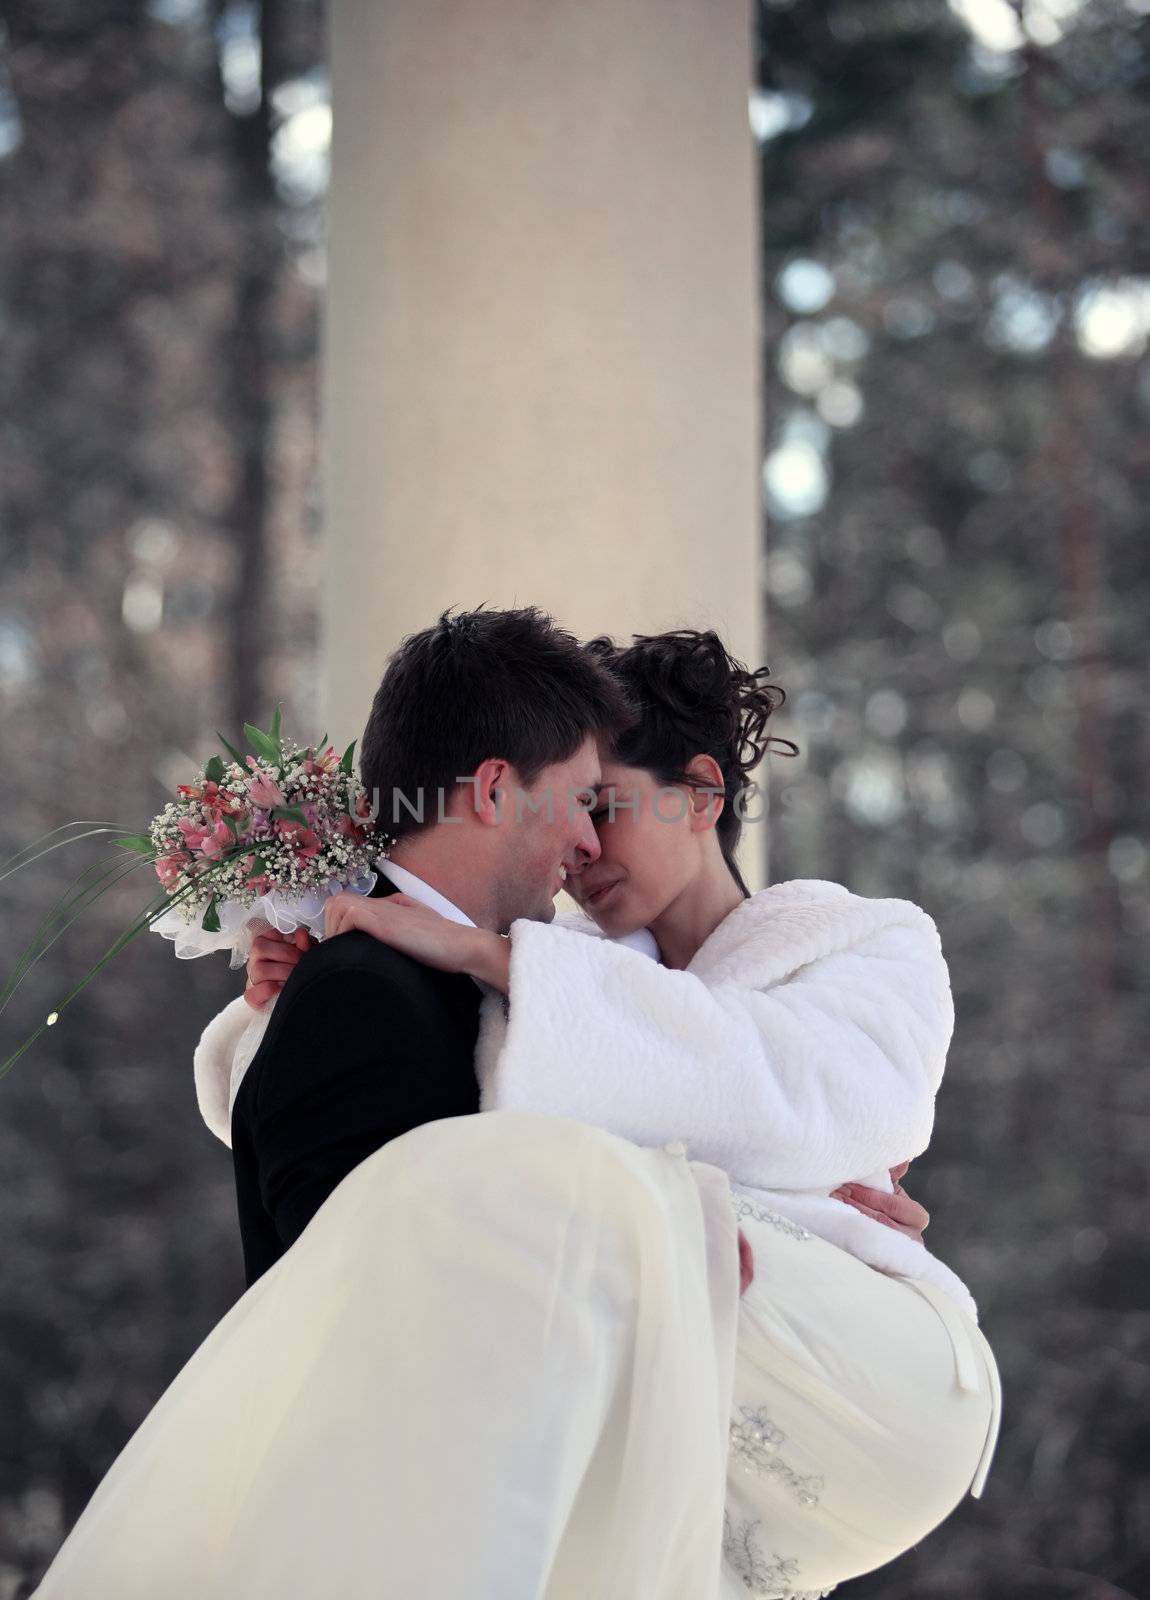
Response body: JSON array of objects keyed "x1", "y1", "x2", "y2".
[
  {"x1": 729, "y1": 1190, "x2": 812, "y2": 1242},
  {"x1": 729, "y1": 1406, "x2": 824, "y2": 1508},
  {"x1": 722, "y1": 1511, "x2": 836, "y2": 1599}
]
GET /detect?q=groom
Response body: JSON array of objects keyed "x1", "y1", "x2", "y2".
[{"x1": 231, "y1": 604, "x2": 929, "y2": 1287}]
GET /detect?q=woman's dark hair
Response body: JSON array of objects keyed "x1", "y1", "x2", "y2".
[
  {"x1": 583, "y1": 629, "x2": 800, "y2": 897},
  {"x1": 360, "y1": 605, "x2": 636, "y2": 841}
]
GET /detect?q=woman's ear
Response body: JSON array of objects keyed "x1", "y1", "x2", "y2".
[{"x1": 684, "y1": 754, "x2": 725, "y2": 830}]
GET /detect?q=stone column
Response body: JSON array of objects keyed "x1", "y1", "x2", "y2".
[{"x1": 323, "y1": 0, "x2": 765, "y2": 886}]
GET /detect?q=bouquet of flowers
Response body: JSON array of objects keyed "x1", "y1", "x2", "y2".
[{"x1": 1, "y1": 710, "x2": 390, "y2": 1080}]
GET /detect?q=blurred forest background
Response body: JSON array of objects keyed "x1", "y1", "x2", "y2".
[{"x1": 0, "y1": 0, "x2": 1147, "y2": 1595}]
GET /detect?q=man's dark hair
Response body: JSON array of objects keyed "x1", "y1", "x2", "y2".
[{"x1": 360, "y1": 605, "x2": 636, "y2": 840}]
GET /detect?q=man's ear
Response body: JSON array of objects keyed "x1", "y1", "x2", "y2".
[
  {"x1": 466, "y1": 757, "x2": 511, "y2": 827},
  {"x1": 684, "y1": 754, "x2": 725, "y2": 830}
]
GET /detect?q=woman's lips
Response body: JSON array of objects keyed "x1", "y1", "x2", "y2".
[{"x1": 585, "y1": 881, "x2": 620, "y2": 908}]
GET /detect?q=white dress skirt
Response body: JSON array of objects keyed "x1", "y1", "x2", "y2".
[
  {"x1": 720, "y1": 1188, "x2": 1000, "y2": 1598},
  {"x1": 31, "y1": 1112, "x2": 1000, "y2": 1600}
]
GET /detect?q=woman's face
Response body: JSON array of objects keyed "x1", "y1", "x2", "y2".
[{"x1": 564, "y1": 759, "x2": 711, "y2": 935}]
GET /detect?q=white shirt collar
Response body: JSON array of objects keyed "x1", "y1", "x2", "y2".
[
  {"x1": 376, "y1": 858, "x2": 497, "y2": 998},
  {"x1": 375, "y1": 858, "x2": 477, "y2": 930}
]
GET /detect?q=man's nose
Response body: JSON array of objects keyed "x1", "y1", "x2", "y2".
[{"x1": 573, "y1": 813, "x2": 601, "y2": 864}]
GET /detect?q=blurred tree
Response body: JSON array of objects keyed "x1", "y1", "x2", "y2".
[
  {"x1": 755, "y1": 1, "x2": 1150, "y2": 1592},
  {"x1": 0, "y1": 0, "x2": 326, "y2": 1588}
]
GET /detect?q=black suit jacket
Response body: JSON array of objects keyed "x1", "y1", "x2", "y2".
[{"x1": 230, "y1": 875, "x2": 484, "y2": 1286}]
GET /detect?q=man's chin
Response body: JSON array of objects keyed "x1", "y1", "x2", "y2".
[{"x1": 498, "y1": 894, "x2": 557, "y2": 934}]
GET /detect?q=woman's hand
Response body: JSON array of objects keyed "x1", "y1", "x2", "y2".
[
  {"x1": 738, "y1": 1229, "x2": 754, "y2": 1296},
  {"x1": 831, "y1": 1161, "x2": 930, "y2": 1242},
  {"x1": 323, "y1": 892, "x2": 511, "y2": 990},
  {"x1": 244, "y1": 925, "x2": 312, "y2": 1009}
]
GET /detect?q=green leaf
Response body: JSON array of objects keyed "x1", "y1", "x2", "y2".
[
  {"x1": 216, "y1": 732, "x2": 248, "y2": 770},
  {"x1": 270, "y1": 704, "x2": 283, "y2": 745},
  {"x1": 0, "y1": 823, "x2": 140, "y2": 886},
  {"x1": 244, "y1": 723, "x2": 282, "y2": 766},
  {"x1": 1, "y1": 866, "x2": 217, "y2": 1083},
  {"x1": 113, "y1": 835, "x2": 155, "y2": 855},
  {"x1": 316, "y1": 731, "x2": 328, "y2": 751},
  {"x1": 201, "y1": 896, "x2": 221, "y2": 933},
  {"x1": 222, "y1": 812, "x2": 240, "y2": 836},
  {"x1": 0, "y1": 850, "x2": 151, "y2": 1022},
  {"x1": 204, "y1": 754, "x2": 226, "y2": 784},
  {"x1": 340, "y1": 740, "x2": 356, "y2": 776},
  {"x1": 270, "y1": 807, "x2": 309, "y2": 825}
]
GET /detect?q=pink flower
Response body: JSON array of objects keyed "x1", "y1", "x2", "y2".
[
  {"x1": 305, "y1": 745, "x2": 341, "y2": 777},
  {"x1": 197, "y1": 820, "x2": 234, "y2": 861},
  {"x1": 239, "y1": 854, "x2": 274, "y2": 897},
  {"x1": 155, "y1": 851, "x2": 190, "y2": 889},
  {"x1": 222, "y1": 807, "x2": 253, "y2": 841},
  {"x1": 246, "y1": 763, "x2": 286, "y2": 810},
  {"x1": 177, "y1": 818, "x2": 208, "y2": 850},
  {"x1": 275, "y1": 819, "x2": 321, "y2": 858},
  {"x1": 178, "y1": 779, "x2": 223, "y2": 805}
]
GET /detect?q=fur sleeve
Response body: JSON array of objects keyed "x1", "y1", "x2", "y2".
[
  {"x1": 491, "y1": 902, "x2": 953, "y2": 1189},
  {"x1": 193, "y1": 994, "x2": 272, "y2": 1148}
]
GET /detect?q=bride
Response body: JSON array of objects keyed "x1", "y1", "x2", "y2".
[{"x1": 33, "y1": 627, "x2": 1000, "y2": 1600}]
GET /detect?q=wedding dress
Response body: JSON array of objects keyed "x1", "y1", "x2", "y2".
[
  {"x1": 33, "y1": 1111, "x2": 742, "y2": 1599},
  {"x1": 32, "y1": 1112, "x2": 997, "y2": 1600}
]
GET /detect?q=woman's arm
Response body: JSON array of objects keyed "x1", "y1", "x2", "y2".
[
  {"x1": 490, "y1": 915, "x2": 953, "y2": 1191},
  {"x1": 311, "y1": 892, "x2": 950, "y2": 1194},
  {"x1": 246, "y1": 897, "x2": 936, "y2": 1234},
  {"x1": 193, "y1": 992, "x2": 270, "y2": 1146}
]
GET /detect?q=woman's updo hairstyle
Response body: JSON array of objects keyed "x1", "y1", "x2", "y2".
[{"x1": 583, "y1": 629, "x2": 800, "y2": 897}]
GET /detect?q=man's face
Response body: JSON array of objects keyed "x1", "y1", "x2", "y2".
[{"x1": 493, "y1": 734, "x2": 604, "y2": 929}]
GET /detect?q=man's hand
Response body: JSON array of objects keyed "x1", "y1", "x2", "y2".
[
  {"x1": 244, "y1": 926, "x2": 312, "y2": 1009},
  {"x1": 831, "y1": 1161, "x2": 930, "y2": 1243}
]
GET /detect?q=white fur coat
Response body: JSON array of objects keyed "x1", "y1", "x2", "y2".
[{"x1": 193, "y1": 878, "x2": 978, "y2": 1319}]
